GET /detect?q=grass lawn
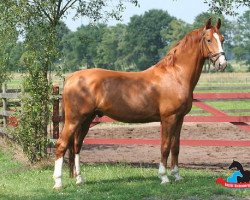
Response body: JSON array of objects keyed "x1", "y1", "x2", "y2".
[{"x1": 1, "y1": 149, "x2": 250, "y2": 200}]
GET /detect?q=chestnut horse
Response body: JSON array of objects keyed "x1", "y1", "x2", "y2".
[{"x1": 53, "y1": 18, "x2": 227, "y2": 189}]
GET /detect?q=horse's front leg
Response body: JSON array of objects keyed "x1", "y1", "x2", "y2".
[
  {"x1": 73, "y1": 116, "x2": 93, "y2": 185},
  {"x1": 158, "y1": 114, "x2": 177, "y2": 184},
  {"x1": 170, "y1": 117, "x2": 184, "y2": 181}
]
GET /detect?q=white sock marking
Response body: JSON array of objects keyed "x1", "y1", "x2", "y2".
[
  {"x1": 159, "y1": 162, "x2": 170, "y2": 184},
  {"x1": 53, "y1": 157, "x2": 63, "y2": 178},
  {"x1": 158, "y1": 162, "x2": 166, "y2": 175},
  {"x1": 53, "y1": 157, "x2": 63, "y2": 188},
  {"x1": 171, "y1": 165, "x2": 183, "y2": 181},
  {"x1": 161, "y1": 175, "x2": 170, "y2": 184},
  {"x1": 75, "y1": 154, "x2": 83, "y2": 185},
  {"x1": 75, "y1": 154, "x2": 81, "y2": 176}
]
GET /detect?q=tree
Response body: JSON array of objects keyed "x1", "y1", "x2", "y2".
[
  {"x1": 192, "y1": 12, "x2": 225, "y2": 29},
  {"x1": 159, "y1": 19, "x2": 189, "y2": 58},
  {"x1": 0, "y1": 2, "x2": 19, "y2": 84},
  {"x1": 124, "y1": 9, "x2": 174, "y2": 70},
  {"x1": 232, "y1": 10, "x2": 250, "y2": 68},
  {"x1": 204, "y1": 0, "x2": 250, "y2": 16},
  {"x1": 61, "y1": 24, "x2": 106, "y2": 71},
  {"x1": 95, "y1": 24, "x2": 127, "y2": 70},
  {"x1": 8, "y1": 42, "x2": 24, "y2": 72}
]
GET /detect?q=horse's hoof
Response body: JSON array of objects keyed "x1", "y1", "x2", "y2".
[
  {"x1": 76, "y1": 180, "x2": 83, "y2": 185},
  {"x1": 53, "y1": 177, "x2": 62, "y2": 190},
  {"x1": 161, "y1": 179, "x2": 170, "y2": 184},
  {"x1": 175, "y1": 176, "x2": 183, "y2": 182},
  {"x1": 160, "y1": 175, "x2": 170, "y2": 184},
  {"x1": 53, "y1": 185, "x2": 63, "y2": 190},
  {"x1": 76, "y1": 175, "x2": 84, "y2": 185}
]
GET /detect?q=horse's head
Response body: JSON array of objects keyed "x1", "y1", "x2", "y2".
[
  {"x1": 229, "y1": 160, "x2": 238, "y2": 170},
  {"x1": 201, "y1": 18, "x2": 227, "y2": 71}
]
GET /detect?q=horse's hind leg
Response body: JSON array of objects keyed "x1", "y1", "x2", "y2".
[
  {"x1": 170, "y1": 116, "x2": 184, "y2": 181},
  {"x1": 73, "y1": 115, "x2": 94, "y2": 185},
  {"x1": 53, "y1": 120, "x2": 80, "y2": 189}
]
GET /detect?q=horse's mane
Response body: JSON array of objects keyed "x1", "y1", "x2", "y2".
[{"x1": 155, "y1": 28, "x2": 203, "y2": 68}]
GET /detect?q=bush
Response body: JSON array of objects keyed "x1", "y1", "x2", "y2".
[{"x1": 224, "y1": 63, "x2": 234, "y2": 72}]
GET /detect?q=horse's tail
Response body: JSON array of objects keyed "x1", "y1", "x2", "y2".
[{"x1": 68, "y1": 137, "x2": 75, "y2": 178}]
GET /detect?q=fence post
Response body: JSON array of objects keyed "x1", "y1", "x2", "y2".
[
  {"x1": 2, "y1": 83, "x2": 7, "y2": 128},
  {"x1": 52, "y1": 85, "x2": 60, "y2": 139}
]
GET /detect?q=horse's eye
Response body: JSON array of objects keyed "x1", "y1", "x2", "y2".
[{"x1": 207, "y1": 39, "x2": 212, "y2": 44}]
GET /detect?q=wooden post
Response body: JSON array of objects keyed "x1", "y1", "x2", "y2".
[
  {"x1": 2, "y1": 83, "x2": 7, "y2": 128},
  {"x1": 52, "y1": 85, "x2": 60, "y2": 139}
]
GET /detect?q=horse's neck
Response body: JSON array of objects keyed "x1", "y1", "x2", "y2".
[
  {"x1": 154, "y1": 31, "x2": 205, "y2": 93},
  {"x1": 173, "y1": 43, "x2": 205, "y2": 92}
]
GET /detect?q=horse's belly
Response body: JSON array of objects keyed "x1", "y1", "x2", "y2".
[
  {"x1": 100, "y1": 101, "x2": 160, "y2": 123},
  {"x1": 104, "y1": 111, "x2": 160, "y2": 123},
  {"x1": 98, "y1": 96, "x2": 185, "y2": 122}
]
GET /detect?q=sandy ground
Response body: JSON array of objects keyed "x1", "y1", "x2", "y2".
[
  {"x1": 79, "y1": 122, "x2": 250, "y2": 170},
  {"x1": 1, "y1": 122, "x2": 249, "y2": 170}
]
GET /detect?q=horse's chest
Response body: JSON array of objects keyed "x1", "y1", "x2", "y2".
[{"x1": 160, "y1": 92, "x2": 192, "y2": 115}]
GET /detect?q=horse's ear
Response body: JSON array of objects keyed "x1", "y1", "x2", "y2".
[
  {"x1": 205, "y1": 17, "x2": 212, "y2": 30},
  {"x1": 216, "y1": 18, "x2": 221, "y2": 30}
]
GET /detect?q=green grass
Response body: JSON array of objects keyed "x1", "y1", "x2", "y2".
[
  {"x1": 206, "y1": 100, "x2": 250, "y2": 116},
  {"x1": 198, "y1": 72, "x2": 250, "y2": 85},
  {"x1": 1, "y1": 150, "x2": 250, "y2": 200}
]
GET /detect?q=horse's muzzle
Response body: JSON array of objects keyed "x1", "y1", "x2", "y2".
[{"x1": 212, "y1": 52, "x2": 227, "y2": 71}]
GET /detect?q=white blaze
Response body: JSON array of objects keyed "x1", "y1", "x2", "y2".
[
  {"x1": 213, "y1": 33, "x2": 223, "y2": 52},
  {"x1": 213, "y1": 33, "x2": 226, "y2": 64}
]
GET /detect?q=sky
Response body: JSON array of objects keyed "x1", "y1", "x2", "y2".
[{"x1": 64, "y1": 0, "x2": 247, "y2": 32}]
